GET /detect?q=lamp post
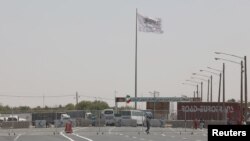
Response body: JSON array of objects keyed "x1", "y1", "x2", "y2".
[
  {"x1": 200, "y1": 70, "x2": 221, "y2": 102},
  {"x1": 193, "y1": 73, "x2": 211, "y2": 102},
  {"x1": 182, "y1": 83, "x2": 197, "y2": 98},
  {"x1": 186, "y1": 79, "x2": 201, "y2": 101},
  {"x1": 191, "y1": 77, "x2": 207, "y2": 102},
  {"x1": 200, "y1": 69, "x2": 222, "y2": 120},
  {"x1": 215, "y1": 57, "x2": 243, "y2": 124},
  {"x1": 215, "y1": 52, "x2": 247, "y2": 123},
  {"x1": 207, "y1": 67, "x2": 223, "y2": 103}
]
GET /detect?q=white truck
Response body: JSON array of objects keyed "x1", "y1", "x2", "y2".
[
  {"x1": 60, "y1": 113, "x2": 71, "y2": 121},
  {"x1": 7, "y1": 115, "x2": 27, "y2": 121}
]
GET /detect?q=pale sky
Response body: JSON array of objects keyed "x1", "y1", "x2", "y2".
[{"x1": 0, "y1": 0, "x2": 250, "y2": 108}]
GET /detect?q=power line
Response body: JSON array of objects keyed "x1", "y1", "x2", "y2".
[{"x1": 0, "y1": 94, "x2": 115, "y2": 101}]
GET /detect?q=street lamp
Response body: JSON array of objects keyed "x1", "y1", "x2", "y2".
[
  {"x1": 207, "y1": 67, "x2": 223, "y2": 103},
  {"x1": 215, "y1": 57, "x2": 244, "y2": 124},
  {"x1": 200, "y1": 69, "x2": 221, "y2": 103},
  {"x1": 191, "y1": 77, "x2": 207, "y2": 102},
  {"x1": 182, "y1": 83, "x2": 197, "y2": 98},
  {"x1": 200, "y1": 70, "x2": 214, "y2": 102},
  {"x1": 186, "y1": 79, "x2": 200, "y2": 100},
  {"x1": 215, "y1": 52, "x2": 247, "y2": 122},
  {"x1": 193, "y1": 73, "x2": 211, "y2": 102}
]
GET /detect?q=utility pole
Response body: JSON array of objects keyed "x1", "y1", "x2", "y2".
[
  {"x1": 76, "y1": 91, "x2": 79, "y2": 105},
  {"x1": 210, "y1": 75, "x2": 213, "y2": 102},
  {"x1": 115, "y1": 90, "x2": 118, "y2": 113},
  {"x1": 207, "y1": 79, "x2": 210, "y2": 102},
  {"x1": 43, "y1": 95, "x2": 45, "y2": 108},
  {"x1": 244, "y1": 56, "x2": 247, "y2": 122},
  {"x1": 201, "y1": 82, "x2": 203, "y2": 102},
  {"x1": 223, "y1": 63, "x2": 225, "y2": 120}
]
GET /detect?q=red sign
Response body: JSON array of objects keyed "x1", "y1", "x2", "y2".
[{"x1": 115, "y1": 97, "x2": 126, "y2": 102}]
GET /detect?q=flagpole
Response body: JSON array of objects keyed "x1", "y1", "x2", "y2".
[{"x1": 135, "y1": 8, "x2": 138, "y2": 110}]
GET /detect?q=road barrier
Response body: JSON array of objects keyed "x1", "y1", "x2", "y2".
[
  {"x1": 1, "y1": 121, "x2": 30, "y2": 129},
  {"x1": 120, "y1": 119, "x2": 137, "y2": 127},
  {"x1": 150, "y1": 119, "x2": 162, "y2": 127}
]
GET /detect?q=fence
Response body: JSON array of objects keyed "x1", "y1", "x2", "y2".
[{"x1": 0, "y1": 109, "x2": 246, "y2": 133}]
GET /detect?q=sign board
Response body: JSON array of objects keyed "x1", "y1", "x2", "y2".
[{"x1": 115, "y1": 97, "x2": 126, "y2": 102}]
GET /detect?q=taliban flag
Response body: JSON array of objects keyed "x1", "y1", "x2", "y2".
[{"x1": 137, "y1": 13, "x2": 163, "y2": 34}]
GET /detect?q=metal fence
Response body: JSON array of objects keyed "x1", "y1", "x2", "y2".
[{"x1": 0, "y1": 109, "x2": 246, "y2": 135}]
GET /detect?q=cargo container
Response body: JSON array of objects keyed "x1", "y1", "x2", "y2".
[{"x1": 177, "y1": 102, "x2": 241, "y2": 123}]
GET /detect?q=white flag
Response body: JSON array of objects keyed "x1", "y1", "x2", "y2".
[{"x1": 137, "y1": 13, "x2": 163, "y2": 34}]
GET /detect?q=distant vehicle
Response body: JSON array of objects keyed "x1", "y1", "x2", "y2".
[
  {"x1": 7, "y1": 115, "x2": 27, "y2": 121},
  {"x1": 114, "y1": 113, "x2": 122, "y2": 127},
  {"x1": 84, "y1": 112, "x2": 96, "y2": 126},
  {"x1": 0, "y1": 117, "x2": 7, "y2": 122},
  {"x1": 114, "y1": 113, "x2": 122, "y2": 121},
  {"x1": 60, "y1": 113, "x2": 71, "y2": 121},
  {"x1": 120, "y1": 110, "x2": 145, "y2": 126},
  {"x1": 32, "y1": 112, "x2": 70, "y2": 125},
  {"x1": 85, "y1": 112, "x2": 93, "y2": 120},
  {"x1": 101, "y1": 109, "x2": 115, "y2": 126}
]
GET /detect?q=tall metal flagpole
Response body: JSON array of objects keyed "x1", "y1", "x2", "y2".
[{"x1": 135, "y1": 9, "x2": 138, "y2": 109}]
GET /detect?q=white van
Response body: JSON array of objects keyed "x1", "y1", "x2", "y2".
[
  {"x1": 101, "y1": 109, "x2": 115, "y2": 126},
  {"x1": 120, "y1": 110, "x2": 144, "y2": 125}
]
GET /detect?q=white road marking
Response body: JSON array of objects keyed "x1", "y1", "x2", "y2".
[
  {"x1": 183, "y1": 137, "x2": 188, "y2": 140},
  {"x1": 140, "y1": 138, "x2": 145, "y2": 140},
  {"x1": 14, "y1": 134, "x2": 22, "y2": 141},
  {"x1": 72, "y1": 133, "x2": 93, "y2": 141},
  {"x1": 161, "y1": 134, "x2": 166, "y2": 136},
  {"x1": 133, "y1": 136, "x2": 137, "y2": 139},
  {"x1": 60, "y1": 132, "x2": 74, "y2": 141}
]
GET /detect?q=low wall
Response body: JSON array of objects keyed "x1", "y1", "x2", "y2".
[{"x1": 1, "y1": 121, "x2": 30, "y2": 129}]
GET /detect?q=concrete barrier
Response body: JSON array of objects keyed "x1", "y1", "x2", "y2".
[
  {"x1": 76, "y1": 119, "x2": 92, "y2": 127},
  {"x1": 150, "y1": 119, "x2": 161, "y2": 127},
  {"x1": 1, "y1": 121, "x2": 30, "y2": 129},
  {"x1": 1, "y1": 113, "x2": 32, "y2": 121},
  {"x1": 92, "y1": 119, "x2": 106, "y2": 127},
  {"x1": 121, "y1": 119, "x2": 137, "y2": 127},
  {"x1": 165, "y1": 120, "x2": 227, "y2": 128}
]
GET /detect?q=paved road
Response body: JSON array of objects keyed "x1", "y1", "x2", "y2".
[{"x1": 0, "y1": 127, "x2": 207, "y2": 141}]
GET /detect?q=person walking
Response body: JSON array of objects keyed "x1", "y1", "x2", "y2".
[{"x1": 145, "y1": 112, "x2": 152, "y2": 134}]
